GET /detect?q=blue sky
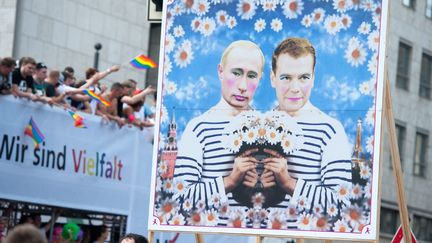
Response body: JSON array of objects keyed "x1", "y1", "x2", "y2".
[{"x1": 158, "y1": 0, "x2": 383, "y2": 156}]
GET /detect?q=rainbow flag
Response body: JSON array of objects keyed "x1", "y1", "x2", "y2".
[
  {"x1": 83, "y1": 89, "x2": 111, "y2": 106},
  {"x1": 68, "y1": 111, "x2": 87, "y2": 128},
  {"x1": 24, "y1": 117, "x2": 45, "y2": 148},
  {"x1": 129, "y1": 54, "x2": 157, "y2": 69}
]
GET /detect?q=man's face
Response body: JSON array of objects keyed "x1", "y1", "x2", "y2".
[
  {"x1": 271, "y1": 53, "x2": 314, "y2": 116},
  {"x1": 35, "y1": 68, "x2": 48, "y2": 81},
  {"x1": 218, "y1": 46, "x2": 262, "y2": 110},
  {"x1": 21, "y1": 63, "x2": 36, "y2": 77},
  {"x1": 0, "y1": 65, "x2": 15, "y2": 76}
]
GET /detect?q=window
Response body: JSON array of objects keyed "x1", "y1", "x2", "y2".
[
  {"x1": 412, "y1": 215, "x2": 432, "y2": 241},
  {"x1": 420, "y1": 52, "x2": 432, "y2": 99},
  {"x1": 402, "y1": 0, "x2": 416, "y2": 9},
  {"x1": 396, "y1": 42, "x2": 412, "y2": 90},
  {"x1": 380, "y1": 207, "x2": 400, "y2": 235},
  {"x1": 427, "y1": 0, "x2": 432, "y2": 18},
  {"x1": 146, "y1": 23, "x2": 161, "y2": 89},
  {"x1": 391, "y1": 123, "x2": 406, "y2": 169},
  {"x1": 413, "y1": 131, "x2": 428, "y2": 177}
]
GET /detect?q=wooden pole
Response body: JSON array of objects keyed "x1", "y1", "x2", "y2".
[
  {"x1": 256, "y1": 236, "x2": 263, "y2": 243},
  {"x1": 324, "y1": 240, "x2": 332, "y2": 243},
  {"x1": 296, "y1": 239, "x2": 305, "y2": 243},
  {"x1": 384, "y1": 74, "x2": 412, "y2": 243},
  {"x1": 195, "y1": 233, "x2": 204, "y2": 243},
  {"x1": 148, "y1": 230, "x2": 155, "y2": 243}
]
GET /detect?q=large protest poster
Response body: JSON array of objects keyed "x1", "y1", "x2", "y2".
[{"x1": 149, "y1": 0, "x2": 389, "y2": 240}]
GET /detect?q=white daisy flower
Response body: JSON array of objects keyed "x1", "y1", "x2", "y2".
[
  {"x1": 196, "y1": 200, "x2": 206, "y2": 212},
  {"x1": 333, "y1": 0, "x2": 350, "y2": 13},
  {"x1": 351, "y1": 0, "x2": 361, "y2": 10},
  {"x1": 365, "y1": 136, "x2": 374, "y2": 155},
  {"x1": 200, "y1": 17, "x2": 216, "y2": 37},
  {"x1": 158, "y1": 160, "x2": 168, "y2": 174},
  {"x1": 324, "y1": 15, "x2": 342, "y2": 35},
  {"x1": 266, "y1": 129, "x2": 280, "y2": 145},
  {"x1": 183, "y1": 198, "x2": 193, "y2": 211},
  {"x1": 172, "y1": 3, "x2": 185, "y2": 16},
  {"x1": 372, "y1": 11, "x2": 380, "y2": 27},
  {"x1": 174, "y1": 40, "x2": 194, "y2": 68},
  {"x1": 343, "y1": 206, "x2": 363, "y2": 227},
  {"x1": 365, "y1": 106, "x2": 375, "y2": 126},
  {"x1": 227, "y1": 16, "x2": 237, "y2": 29},
  {"x1": 163, "y1": 179, "x2": 174, "y2": 193},
  {"x1": 160, "y1": 104, "x2": 168, "y2": 124},
  {"x1": 173, "y1": 178, "x2": 185, "y2": 194},
  {"x1": 219, "y1": 201, "x2": 230, "y2": 216},
  {"x1": 312, "y1": 205, "x2": 324, "y2": 216},
  {"x1": 267, "y1": 210, "x2": 286, "y2": 229},
  {"x1": 301, "y1": 14, "x2": 313, "y2": 27},
  {"x1": 194, "y1": 0, "x2": 210, "y2": 16},
  {"x1": 358, "y1": 22, "x2": 371, "y2": 35},
  {"x1": 188, "y1": 211, "x2": 204, "y2": 225},
  {"x1": 367, "y1": 30, "x2": 380, "y2": 51},
  {"x1": 215, "y1": 10, "x2": 228, "y2": 25},
  {"x1": 204, "y1": 209, "x2": 219, "y2": 226},
  {"x1": 368, "y1": 52, "x2": 378, "y2": 75},
  {"x1": 270, "y1": 18, "x2": 283, "y2": 32},
  {"x1": 236, "y1": 0, "x2": 256, "y2": 20},
  {"x1": 252, "y1": 192, "x2": 265, "y2": 208},
  {"x1": 364, "y1": 182, "x2": 372, "y2": 199},
  {"x1": 258, "y1": 208, "x2": 269, "y2": 221},
  {"x1": 360, "y1": 0, "x2": 374, "y2": 11},
  {"x1": 165, "y1": 80, "x2": 177, "y2": 95},
  {"x1": 173, "y1": 25, "x2": 185, "y2": 38},
  {"x1": 164, "y1": 56, "x2": 172, "y2": 75},
  {"x1": 182, "y1": 0, "x2": 196, "y2": 13},
  {"x1": 327, "y1": 204, "x2": 338, "y2": 217},
  {"x1": 243, "y1": 128, "x2": 257, "y2": 144},
  {"x1": 335, "y1": 183, "x2": 351, "y2": 202},
  {"x1": 351, "y1": 183, "x2": 362, "y2": 199},
  {"x1": 360, "y1": 163, "x2": 371, "y2": 179},
  {"x1": 297, "y1": 195, "x2": 309, "y2": 211},
  {"x1": 169, "y1": 213, "x2": 185, "y2": 225},
  {"x1": 344, "y1": 39, "x2": 367, "y2": 67},
  {"x1": 161, "y1": 199, "x2": 177, "y2": 216},
  {"x1": 333, "y1": 219, "x2": 352, "y2": 232},
  {"x1": 297, "y1": 213, "x2": 313, "y2": 230},
  {"x1": 286, "y1": 204, "x2": 297, "y2": 219},
  {"x1": 283, "y1": 0, "x2": 304, "y2": 19},
  {"x1": 191, "y1": 17, "x2": 202, "y2": 32},
  {"x1": 211, "y1": 193, "x2": 221, "y2": 208},
  {"x1": 166, "y1": 11, "x2": 175, "y2": 31},
  {"x1": 313, "y1": 216, "x2": 330, "y2": 231},
  {"x1": 156, "y1": 176, "x2": 163, "y2": 191},
  {"x1": 254, "y1": 18, "x2": 266, "y2": 32},
  {"x1": 340, "y1": 14, "x2": 352, "y2": 29},
  {"x1": 359, "y1": 80, "x2": 372, "y2": 95},
  {"x1": 281, "y1": 134, "x2": 297, "y2": 154},
  {"x1": 262, "y1": 0, "x2": 277, "y2": 11},
  {"x1": 164, "y1": 34, "x2": 175, "y2": 53},
  {"x1": 312, "y1": 8, "x2": 325, "y2": 23},
  {"x1": 227, "y1": 210, "x2": 245, "y2": 227}
]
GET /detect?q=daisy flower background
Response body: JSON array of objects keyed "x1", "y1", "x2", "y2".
[{"x1": 153, "y1": 0, "x2": 385, "y2": 234}]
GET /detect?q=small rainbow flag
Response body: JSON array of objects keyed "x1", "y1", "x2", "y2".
[
  {"x1": 68, "y1": 111, "x2": 87, "y2": 128},
  {"x1": 129, "y1": 54, "x2": 157, "y2": 69},
  {"x1": 24, "y1": 117, "x2": 45, "y2": 148},
  {"x1": 83, "y1": 89, "x2": 111, "y2": 106}
]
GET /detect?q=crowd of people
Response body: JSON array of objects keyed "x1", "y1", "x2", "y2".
[
  {"x1": 0, "y1": 56, "x2": 157, "y2": 129},
  {"x1": 0, "y1": 213, "x2": 148, "y2": 243}
]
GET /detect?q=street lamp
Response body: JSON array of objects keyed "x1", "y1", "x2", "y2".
[{"x1": 94, "y1": 43, "x2": 102, "y2": 70}]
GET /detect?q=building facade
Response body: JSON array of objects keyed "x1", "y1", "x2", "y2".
[{"x1": 380, "y1": 0, "x2": 432, "y2": 242}]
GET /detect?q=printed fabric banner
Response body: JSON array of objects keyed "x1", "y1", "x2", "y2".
[
  {"x1": 0, "y1": 95, "x2": 148, "y2": 215},
  {"x1": 149, "y1": 0, "x2": 389, "y2": 240}
]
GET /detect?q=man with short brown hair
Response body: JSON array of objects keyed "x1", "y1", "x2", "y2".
[{"x1": 11, "y1": 57, "x2": 37, "y2": 100}]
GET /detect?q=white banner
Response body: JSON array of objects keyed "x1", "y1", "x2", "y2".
[{"x1": 0, "y1": 95, "x2": 151, "y2": 216}]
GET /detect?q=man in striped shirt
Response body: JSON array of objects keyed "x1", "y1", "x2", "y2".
[
  {"x1": 173, "y1": 40, "x2": 269, "y2": 226},
  {"x1": 265, "y1": 37, "x2": 352, "y2": 229}
]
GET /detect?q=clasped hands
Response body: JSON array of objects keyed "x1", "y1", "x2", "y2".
[{"x1": 224, "y1": 148, "x2": 297, "y2": 194}]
